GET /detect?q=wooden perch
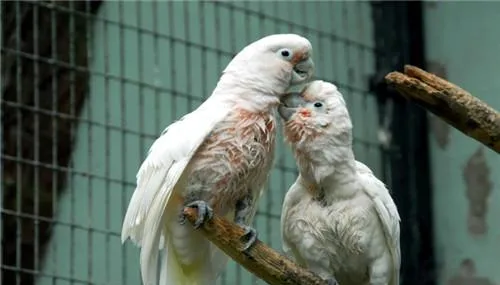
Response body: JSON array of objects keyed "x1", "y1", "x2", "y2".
[
  {"x1": 182, "y1": 207, "x2": 329, "y2": 285},
  {"x1": 385, "y1": 65, "x2": 500, "y2": 153}
]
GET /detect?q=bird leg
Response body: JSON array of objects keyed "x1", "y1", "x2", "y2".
[
  {"x1": 180, "y1": 200, "x2": 214, "y2": 229},
  {"x1": 235, "y1": 194, "x2": 258, "y2": 252}
]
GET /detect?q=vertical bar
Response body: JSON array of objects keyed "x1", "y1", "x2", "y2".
[
  {"x1": 243, "y1": 1, "x2": 250, "y2": 42},
  {"x1": 386, "y1": 5, "x2": 399, "y2": 191},
  {"x1": 68, "y1": 0, "x2": 77, "y2": 282},
  {"x1": 315, "y1": 2, "x2": 322, "y2": 35},
  {"x1": 118, "y1": 1, "x2": 128, "y2": 283},
  {"x1": 14, "y1": 2, "x2": 23, "y2": 285},
  {"x1": 183, "y1": 1, "x2": 192, "y2": 111},
  {"x1": 102, "y1": 2, "x2": 114, "y2": 284},
  {"x1": 312, "y1": 2, "x2": 323, "y2": 78},
  {"x1": 83, "y1": 1, "x2": 94, "y2": 284},
  {"x1": 228, "y1": 4, "x2": 236, "y2": 54},
  {"x1": 137, "y1": 0, "x2": 159, "y2": 278},
  {"x1": 213, "y1": 2, "x2": 222, "y2": 92},
  {"x1": 257, "y1": 2, "x2": 264, "y2": 37},
  {"x1": 152, "y1": 0, "x2": 160, "y2": 133},
  {"x1": 272, "y1": 2, "x2": 280, "y2": 33},
  {"x1": 199, "y1": 1, "x2": 208, "y2": 100},
  {"x1": 356, "y1": 2, "x2": 370, "y2": 162},
  {"x1": 407, "y1": 2, "x2": 436, "y2": 282},
  {"x1": 300, "y1": 1, "x2": 308, "y2": 35},
  {"x1": 369, "y1": 3, "x2": 396, "y2": 191},
  {"x1": 330, "y1": 0, "x2": 339, "y2": 81},
  {"x1": 50, "y1": 2, "x2": 59, "y2": 285},
  {"x1": 134, "y1": 1, "x2": 146, "y2": 278},
  {"x1": 402, "y1": 3, "x2": 435, "y2": 283},
  {"x1": 133, "y1": 1, "x2": 143, "y2": 283},
  {"x1": 32, "y1": 2, "x2": 40, "y2": 277},
  {"x1": 150, "y1": 0, "x2": 161, "y2": 278},
  {"x1": 342, "y1": 2, "x2": 352, "y2": 107},
  {"x1": 167, "y1": 1, "x2": 177, "y2": 121},
  {"x1": 0, "y1": 1, "x2": 3, "y2": 282}
]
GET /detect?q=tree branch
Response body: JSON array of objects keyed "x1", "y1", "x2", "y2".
[
  {"x1": 182, "y1": 207, "x2": 329, "y2": 285},
  {"x1": 385, "y1": 65, "x2": 500, "y2": 153}
]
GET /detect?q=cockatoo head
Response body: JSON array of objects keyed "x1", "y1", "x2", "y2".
[
  {"x1": 278, "y1": 80, "x2": 353, "y2": 155},
  {"x1": 222, "y1": 34, "x2": 314, "y2": 96}
]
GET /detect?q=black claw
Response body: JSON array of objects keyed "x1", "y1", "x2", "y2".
[
  {"x1": 238, "y1": 224, "x2": 258, "y2": 251},
  {"x1": 184, "y1": 200, "x2": 213, "y2": 229},
  {"x1": 325, "y1": 277, "x2": 338, "y2": 285}
]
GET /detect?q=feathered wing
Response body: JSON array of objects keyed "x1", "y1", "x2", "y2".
[
  {"x1": 355, "y1": 161, "x2": 401, "y2": 285},
  {"x1": 121, "y1": 98, "x2": 231, "y2": 285},
  {"x1": 280, "y1": 182, "x2": 296, "y2": 256},
  {"x1": 280, "y1": 180, "x2": 306, "y2": 263}
]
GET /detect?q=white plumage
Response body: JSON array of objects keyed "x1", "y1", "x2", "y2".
[
  {"x1": 121, "y1": 34, "x2": 314, "y2": 285},
  {"x1": 278, "y1": 80, "x2": 401, "y2": 285}
]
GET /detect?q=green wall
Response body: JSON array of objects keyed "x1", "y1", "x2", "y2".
[
  {"x1": 37, "y1": 2, "x2": 381, "y2": 285},
  {"x1": 424, "y1": 2, "x2": 500, "y2": 285}
]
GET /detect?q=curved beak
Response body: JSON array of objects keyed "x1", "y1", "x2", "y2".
[
  {"x1": 291, "y1": 57, "x2": 314, "y2": 84},
  {"x1": 278, "y1": 92, "x2": 307, "y2": 121}
]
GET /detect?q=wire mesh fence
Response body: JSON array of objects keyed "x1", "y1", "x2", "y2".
[{"x1": 1, "y1": 1, "x2": 420, "y2": 285}]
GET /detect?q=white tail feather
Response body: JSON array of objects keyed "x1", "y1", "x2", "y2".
[
  {"x1": 139, "y1": 160, "x2": 189, "y2": 285},
  {"x1": 121, "y1": 165, "x2": 169, "y2": 245},
  {"x1": 160, "y1": 236, "x2": 214, "y2": 285}
]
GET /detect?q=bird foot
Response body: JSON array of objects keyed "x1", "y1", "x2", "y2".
[
  {"x1": 325, "y1": 277, "x2": 338, "y2": 285},
  {"x1": 180, "y1": 200, "x2": 214, "y2": 229},
  {"x1": 237, "y1": 223, "x2": 258, "y2": 251}
]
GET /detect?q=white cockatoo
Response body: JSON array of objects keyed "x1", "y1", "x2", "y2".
[
  {"x1": 277, "y1": 80, "x2": 401, "y2": 285},
  {"x1": 121, "y1": 34, "x2": 314, "y2": 285}
]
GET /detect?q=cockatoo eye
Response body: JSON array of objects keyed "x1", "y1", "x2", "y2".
[
  {"x1": 277, "y1": 48, "x2": 293, "y2": 60},
  {"x1": 313, "y1": 102, "x2": 323, "y2": 108}
]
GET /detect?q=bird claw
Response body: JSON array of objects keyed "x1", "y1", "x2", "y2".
[
  {"x1": 238, "y1": 224, "x2": 258, "y2": 251},
  {"x1": 325, "y1": 277, "x2": 338, "y2": 285},
  {"x1": 183, "y1": 200, "x2": 214, "y2": 229}
]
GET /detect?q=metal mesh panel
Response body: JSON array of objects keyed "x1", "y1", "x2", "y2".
[{"x1": 2, "y1": 1, "x2": 393, "y2": 285}]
